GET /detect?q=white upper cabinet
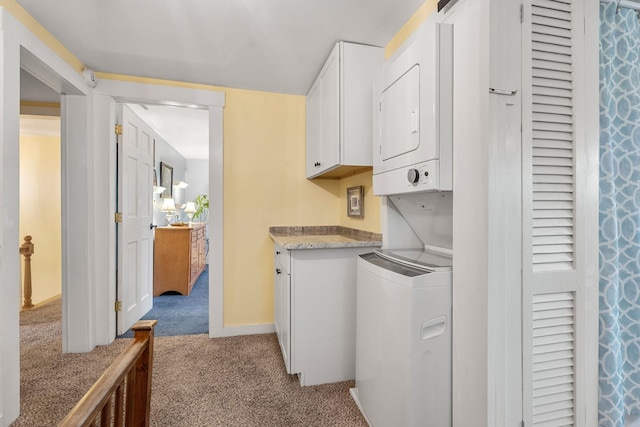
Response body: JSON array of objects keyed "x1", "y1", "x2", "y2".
[{"x1": 306, "y1": 42, "x2": 383, "y2": 179}]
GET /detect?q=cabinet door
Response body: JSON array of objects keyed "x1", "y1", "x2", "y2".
[
  {"x1": 306, "y1": 80, "x2": 323, "y2": 177},
  {"x1": 274, "y1": 260, "x2": 291, "y2": 373},
  {"x1": 319, "y1": 46, "x2": 340, "y2": 174},
  {"x1": 306, "y1": 44, "x2": 340, "y2": 178}
]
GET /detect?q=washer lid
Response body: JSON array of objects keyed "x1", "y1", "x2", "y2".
[{"x1": 375, "y1": 248, "x2": 452, "y2": 272}]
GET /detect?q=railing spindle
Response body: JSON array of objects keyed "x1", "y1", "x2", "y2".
[{"x1": 19, "y1": 236, "x2": 35, "y2": 309}]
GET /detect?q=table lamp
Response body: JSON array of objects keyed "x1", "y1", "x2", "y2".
[
  {"x1": 161, "y1": 198, "x2": 176, "y2": 225},
  {"x1": 184, "y1": 202, "x2": 197, "y2": 224}
]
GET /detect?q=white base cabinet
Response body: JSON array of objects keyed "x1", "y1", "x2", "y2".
[{"x1": 273, "y1": 243, "x2": 375, "y2": 386}]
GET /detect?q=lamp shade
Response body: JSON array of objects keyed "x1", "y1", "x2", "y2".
[
  {"x1": 161, "y1": 198, "x2": 176, "y2": 212},
  {"x1": 184, "y1": 202, "x2": 197, "y2": 214}
]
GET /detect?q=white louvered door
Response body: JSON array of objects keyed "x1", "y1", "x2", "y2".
[{"x1": 522, "y1": 0, "x2": 588, "y2": 425}]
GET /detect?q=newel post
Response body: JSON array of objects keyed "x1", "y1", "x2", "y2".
[{"x1": 19, "y1": 235, "x2": 35, "y2": 309}]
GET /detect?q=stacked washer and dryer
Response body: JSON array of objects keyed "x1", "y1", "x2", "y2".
[{"x1": 350, "y1": 13, "x2": 454, "y2": 427}]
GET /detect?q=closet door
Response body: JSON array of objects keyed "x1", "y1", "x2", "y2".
[{"x1": 521, "y1": 0, "x2": 598, "y2": 425}]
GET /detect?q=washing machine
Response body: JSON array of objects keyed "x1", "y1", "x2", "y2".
[{"x1": 350, "y1": 248, "x2": 452, "y2": 427}]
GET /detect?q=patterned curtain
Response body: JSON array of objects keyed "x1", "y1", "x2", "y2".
[{"x1": 599, "y1": 2, "x2": 640, "y2": 426}]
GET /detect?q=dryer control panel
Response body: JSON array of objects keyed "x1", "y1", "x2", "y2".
[{"x1": 373, "y1": 160, "x2": 439, "y2": 196}]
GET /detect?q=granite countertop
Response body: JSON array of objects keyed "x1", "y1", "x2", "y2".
[{"x1": 269, "y1": 226, "x2": 382, "y2": 250}]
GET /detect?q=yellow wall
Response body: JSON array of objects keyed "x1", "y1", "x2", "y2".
[
  {"x1": 338, "y1": 170, "x2": 380, "y2": 233},
  {"x1": 222, "y1": 88, "x2": 340, "y2": 325},
  {"x1": 19, "y1": 133, "x2": 62, "y2": 306}
]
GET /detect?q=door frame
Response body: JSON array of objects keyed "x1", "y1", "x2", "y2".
[
  {"x1": 1, "y1": 8, "x2": 91, "y2": 425},
  {"x1": 92, "y1": 78, "x2": 226, "y2": 342}
]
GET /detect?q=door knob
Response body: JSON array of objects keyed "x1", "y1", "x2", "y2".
[
  {"x1": 276, "y1": 268, "x2": 282, "y2": 275},
  {"x1": 150, "y1": 224, "x2": 158, "y2": 230}
]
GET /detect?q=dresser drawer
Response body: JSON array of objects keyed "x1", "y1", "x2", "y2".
[{"x1": 191, "y1": 241, "x2": 198, "y2": 263}]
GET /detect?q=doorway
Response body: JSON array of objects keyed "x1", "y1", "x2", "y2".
[
  {"x1": 19, "y1": 69, "x2": 63, "y2": 313},
  {"x1": 115, "y1": 102, "x2": 210, "y2": 337}
]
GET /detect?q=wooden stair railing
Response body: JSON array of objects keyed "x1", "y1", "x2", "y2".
[{"x1": 58, "y1": 320, "x2": 158, "y2": 427}]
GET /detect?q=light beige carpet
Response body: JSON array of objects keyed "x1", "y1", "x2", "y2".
[{"x1": 12, "y1": 298, "x2": 367, "y2": 426}]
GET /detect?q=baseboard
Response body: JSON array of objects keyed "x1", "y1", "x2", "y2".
[
  {"x1": 349, "y1": 388, "x2": 373, "y2": 427},
  {"x1": 209, "y1": 322, "x2": 275, "y2": 338},
  {"x1": 20, "y1": 293, "x2": 61, "y2": 311}
]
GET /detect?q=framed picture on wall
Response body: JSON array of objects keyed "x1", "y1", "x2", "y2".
[
  {"x1": 160, "y1": 162, "x2": 173, "y2": 198},
  {"x1": 347, "y1": 186, "x2": 364, "y2": 218}
]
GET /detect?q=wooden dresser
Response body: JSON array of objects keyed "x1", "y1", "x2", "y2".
[{"x1": 153, "y1": 222, "x2": 207, "y2": 296}]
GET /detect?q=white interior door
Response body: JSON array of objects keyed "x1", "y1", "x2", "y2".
[{"x1": 116, "y1": 104, "x2": 154, "y2": 335}]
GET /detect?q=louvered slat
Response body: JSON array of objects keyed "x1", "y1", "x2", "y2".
[
  {"x1": 533, "y1": 94, "x2": 573, "y2": 107},
  {"x1": 533, "y1": 140, "x2": 573, "y2": 150},
  {"x1": 532, "y1": 30, "x2": 573, "y2": 46},
  {"x1": 533, "y1": 44, "x2": 572, "y2": 58},
  {"x1": 533, "y1": 165, "x2": 573, "y2": 175},
  {"x1": 533, "y1": 226, "x2": 573, "y2": 236},
  {"x1": 531, "y1": 292, "x2": 576, "y2": 426},
  {"x1": 532, "y1": 50, "x2": 573, "y2": 65},
  {"x1": 534, "y1": 0, "x2": 572, "y2": 12},
  {"x1": 532, "y1": 69, "x2": 572, "y2": 83},
  {"x1": 531, "y1": 15, "x2": 572, "y2": 31}
]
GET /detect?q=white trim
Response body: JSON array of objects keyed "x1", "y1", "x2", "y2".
[
  {"x1": 94, "y1": 79, "x2": 224, "y2": 108},
  {"x1": 582, "y1": 0, "x2": 601, "y2": 424},
  {"x1": 212, "y1": 323, "x2": 276, "y2": 338},
  {"x1": 0, "y1": 9, "x2": 22, "y2": 425},
  {"x1": 1, "y1": 8, "x2": 92, "y2": 424},
  {"x1": 208, "y1": 106, "x2": 226, "y2": 337},
  {"x1": 61, "y1": 95, "x2": 93, "y2": 353},
  {"x1": 94, "y1": 79, "x2": 275, "y2": 339},
  {"x1": 486, "y1": 1, "x2": 523, "y2": 426}
]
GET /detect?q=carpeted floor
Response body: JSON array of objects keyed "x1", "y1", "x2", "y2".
[
  {"x1": 119, "y1": 266, "x2": 209, "y2": 338},
  {"x1": 12, "y1": 297, "x2": 367, "y2": 426}
]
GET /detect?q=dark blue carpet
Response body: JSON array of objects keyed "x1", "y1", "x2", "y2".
[{"x1": 119, "y1": 266, "x2": 209, "y2": 338}]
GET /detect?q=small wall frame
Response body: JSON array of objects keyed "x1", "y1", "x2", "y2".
[{"x1": 347, "y1": 186, "x2": 364, "y2": 218}]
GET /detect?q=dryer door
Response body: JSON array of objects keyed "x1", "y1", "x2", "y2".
[{"x1": 380, "y1": 64, "x2": 421, "y2": 162}]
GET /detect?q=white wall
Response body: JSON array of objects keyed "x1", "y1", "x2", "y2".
[
  {"x1": 443, "y1": 0, "x2": 492, "y2": 424},
  {"x1": 185, "y1": 159, "x2": 209, "y2": 204},
  {"x1": 153, "y1": 134, "x2": 186, "y2": 225}
]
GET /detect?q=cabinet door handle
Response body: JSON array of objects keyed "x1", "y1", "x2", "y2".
[{"x1": 276, "y1": 268, "x2": 282, "y2": 275}]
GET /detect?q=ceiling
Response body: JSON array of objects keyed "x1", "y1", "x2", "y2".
[
  {"x1": 128, "y1": 104, "x2": 210, "y2": 160},
  {"x1": 14, "y1": 0, "x2": 424, "y2": 95},
  {"x1": 17, "y1": 0, "x2": 425, "y2": 159}
]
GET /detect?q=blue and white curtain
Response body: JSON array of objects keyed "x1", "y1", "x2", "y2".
[{"x1": 600, "y1": 2, "x2": 640, "y2": 426}]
